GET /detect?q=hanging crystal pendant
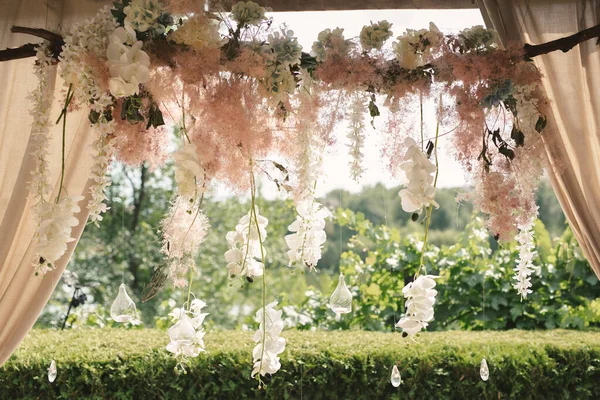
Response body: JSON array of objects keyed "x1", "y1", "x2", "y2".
[
  {"x1": 110, "y1": 283, "x2": 137, "y2": 323},
  {"x1": 390, "y1": 365, "x2": 402, "y2": 387},
  {"x1": 168, "y1": 312, "x2": 196, "y2": 344},
  {"x1": 480, "y1": 358, "x2": 489, "y2": 381},
  {"x1": 329, "y1": 273, "x2": 352, "y2": 315},
  {"x1": 48, "y1": 360, "x2": 57, "y2": 383}
]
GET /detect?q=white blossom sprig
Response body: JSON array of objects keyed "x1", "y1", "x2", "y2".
[
  {"x1": 252, "y1": 301, "x2": 286, "y2": 380},
  {"x1": 166, "y1": 298, "x2": 209, "y2": 372},
  {"x1": 33, "y1": 195, "x2": 85, "y2": 275},
  {"x1": 395, "y1": 275, "x2": 439, "y2": 339},
  {"x1": 346, "y1": 94, "x2": 367, "y2": 182},
  {"x1": 285, "y1": 199, "x2": 332, "y2": 270},
  {"x1": 224, "y1": 206, "x2": 268, "y2": 280},
  {"x1": 398, "y1": 137, "x2": 438, "y2": 214},
  {"x1": 28, "y1": 42, "x2": 54, "y2": 211},
  {"x1": 513, "y1": 217, "x2": 537, "y2": 300},
  {"x1": 359, "y1": 20, "x2": 393, "y2": 51}
]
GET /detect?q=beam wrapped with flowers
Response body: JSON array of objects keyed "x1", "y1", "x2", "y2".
[{"x1": 4, "y1": 0, "x2": 595, "y2": 384}]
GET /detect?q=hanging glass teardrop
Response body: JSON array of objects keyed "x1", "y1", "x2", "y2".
[
  {"x1": 480, "y1": 358, "x2": 489, "y2": 381},
  {"x1": 329, "y1": 273, "x2": 352, "y2": 315},
  {"x1": 48, "y1": 360, "x2": 57, "y2": 383},
  {"x1": 110, "y1": 283, "x2": 137, "y2": 323},
  {"x1": 391, "y1": 365, "x2": 402, "y2": 387},
  {"x1": 168, "y1": 312, "x2": 196, "y2": 345}
]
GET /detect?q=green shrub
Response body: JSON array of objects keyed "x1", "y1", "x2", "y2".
[{"x1": 2, "y1": 329, "x2": 599, "y2": 399}]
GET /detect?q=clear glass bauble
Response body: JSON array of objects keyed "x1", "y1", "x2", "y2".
[
  {"x1": 110, "y1": 283, "x2": 137, "y2": 323},
  {"x1": 48, "y1": 360, "x2": 57, "y2": 383},
  {"x1": 329, "y1": 273, "x2": 352, "y2": 315},
  {"x1": 390, "y1": 364, "x2": 402, "y2": 387},
  {"x1": 480, "y1": 358, "x2": 489, "y2": 381}
]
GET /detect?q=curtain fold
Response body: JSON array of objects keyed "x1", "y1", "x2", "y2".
[
  {"x1": 0, "y1": 0, "x2": 108, "y2": 365},
  {"x1": 478, "y1": 0, "x2": 600, "y2": 279}
]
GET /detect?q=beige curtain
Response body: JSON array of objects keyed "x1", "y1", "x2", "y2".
[
  {"x1": 478, "y1": 0, "x2": 600, "y2": 278},
  {"x1": 0, "y1": 0, "x2": 108, "y2": 365}
]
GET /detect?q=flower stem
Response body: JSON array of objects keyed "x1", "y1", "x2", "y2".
[
  {"x1": 56, "y1": 84, "x2": 73, "y2": 203},
  {"x1": 417, "y1": 117, "x2": 440, "y2": 277}
]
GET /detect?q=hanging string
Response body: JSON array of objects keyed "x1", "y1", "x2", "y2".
[
  {"x1": 121, "y1": 198, "x2": 125, "y2": 284},
  {"x1": 380, "y1": 184, "x2": 397, "y2": 325}
]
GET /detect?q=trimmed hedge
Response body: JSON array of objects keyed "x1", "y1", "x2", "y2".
[{"x1": 1, "y1": 329, "x2": 600, "y2": 399}]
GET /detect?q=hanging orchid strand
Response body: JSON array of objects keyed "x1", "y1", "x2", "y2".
[{"x1": 249, "y1": 167, "x2": 268, "y2": 388}]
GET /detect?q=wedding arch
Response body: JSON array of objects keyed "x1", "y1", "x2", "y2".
[{"x1": 0, "y1": 0, "x2": 599, "y2": 383}]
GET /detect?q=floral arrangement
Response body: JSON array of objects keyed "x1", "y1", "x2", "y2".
[{"x1": 23, "y1": 0, "x2": 554, "y2": 382}]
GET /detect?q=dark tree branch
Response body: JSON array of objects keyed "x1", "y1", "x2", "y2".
[
  {"x1": 10, "y1": 26, "x2": 63, "y2": 43},
  {"x1": 0, "y1": 43, "x2": 37, "y2": 61},
  {"x1": 523, "y1": 23, "x2": 600, "y2": 58}
]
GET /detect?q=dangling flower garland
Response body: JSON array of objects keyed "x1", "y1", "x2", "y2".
[
  {"x1": 346, "y1": 94, "x2": 367, "y2": 182},
  {"x1": 513, "y1": 215, "x2": 538, "y2": 300},
  {"x1": 166, "y1": 298, "x2": 209, "y2": 372}
]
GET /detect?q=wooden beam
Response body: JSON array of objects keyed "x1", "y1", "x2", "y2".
[{"x1": 209, "y1": 0, "x2": 477, "y2": 11}]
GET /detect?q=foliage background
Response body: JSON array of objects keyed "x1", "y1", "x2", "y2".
[{"x1": 35, "y1": 164, "x2": 599, "y2": 333}]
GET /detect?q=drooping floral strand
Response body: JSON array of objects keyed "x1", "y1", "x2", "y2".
[
  {"x1": 346, "y1": 94, "x2": 367, "y2": 182},
  {"x1": 513, "y1": 216, "x2": 538, "y2": 300},
  {"x1": 59, "y1": 6, "x2": 118, "y2": 224},
  {"x1": 166, "y1": 298, "x2": 209, "y2": 373},
  {"x1": 396, "y1": 118, "x2": 441, "y2": 338},
  {"x1": 28, "y1": 41, "x2": 54, "y2": 210}
]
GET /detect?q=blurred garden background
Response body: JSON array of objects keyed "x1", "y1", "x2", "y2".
[{"x1": 36, "y1": 163, "x2": 600, "y2": 333}]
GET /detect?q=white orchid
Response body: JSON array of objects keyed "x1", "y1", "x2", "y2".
[
  {"x1": 106, "y1": 34, "x2": 151, "y2": 98},
  {"x1": 166, "y1": 299, "x2": 209, "y2": 365},
  {"x1": 285, "y1": 200, "x2": 332, "y2": 270},
  {"x1": 395, "y1": 275, "x2": 439, "y2": 338},
  {"x1": 34, "y1": 195, "x2": 84, "y2": 275},
  {"x1": 398, "y1": 138, "x2": 438, "y2": 214},
  {"x1": 252, "y1": 301, "x2": 286, "y2": 378},
  {"x1": 225, "y1": 207, "x2": 268, "y2": 279}
]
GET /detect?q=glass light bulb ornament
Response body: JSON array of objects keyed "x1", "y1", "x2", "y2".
[
  {"x1": 168, "y1": 312, "x2": 196, "y2": 345},
  {"x1": 48, "y1": 360, "x2": 57, "y2": 383},
  {"x1": 110, "y1": 283, "x2": 137, "y2": 323},
  {"x1": 480, "y1": 358, "x2": 489, "y2": 381},
  {"x1": 329, "y1": 273, "x2": 352, "y2": 315},
  {"x1": 390, "y1": 364, "x2": 402, "y2": 387}
]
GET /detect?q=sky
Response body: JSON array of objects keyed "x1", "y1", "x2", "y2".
[{"x1": 252, "y1": 8, "x2": 486, "y2": 199}]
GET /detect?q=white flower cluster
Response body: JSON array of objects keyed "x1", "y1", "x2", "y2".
[
  {"x1": 59, "y1": 7, "x2": 118, "y2": 224},
  {"x1": 28, "y1": 42, "x2": 54, "y2": 209},
  {"x1": 346, "y1": 95, "x2": 367, "y2": 181},
  {"x1": 173, "y1": 144, "x2": 206, "y2": 201},
  {"x1": 398, "y1": 138, "x2": 438, "y2": 214},
  {"x1": 395, "y1": 275, "x2": 438, "y2": 338},
  {"x1": 34, "y1": 196, "x2": 84, "y2": 275},
  {"x1": 513, "y1": 217, "x2": 537, "y2": 299},
  {"x1": 106, "y1": 25, "x2": 151, "y2": 98},
  {"x1": 311, "y1": 28, "x2": 351, "y2": 62},
  {"x1": 252, "y1": 301, "x2": 286, "y2": 378},
  {"x1": 359, "y1": 20, "x2": 393, "y2": 51},
  {"x1": 161, "y1": 198, "x2": 209, "y2": 287},
  {"x1": 59, "y1": 7, "x2": 118, "y2": 105},
  {"x1": 169, "y1": 15, "x2": 226, "y2": 51},
  {"x1": 231, "y1": 1, "x2": 266, "y2": 26},
  {"x1": 392, "y1": 23, "x2": 443, "y2": 70},
  {"x1": 459, "y1": 25, "x2": 498, "y2": 51},
  {"x1": 267, "y1": 29, "x2": 303, "y2": 67},
  {"x1": 88, "y1": 121, "x2": 115, "y2": 224},
  {"x1": 512, "y1": 83, "x2": 540, "y2": 133},
  {"x1": 124, "y1": 0, "x2": 164, "y2": 32},
  {"x1": 285, "y1": 199, "x2": 332, "y2": 270},
  {"x1": 225, "y1": 206, "x2": 268, "y2": 279},
  {"x1": 166, "y1": 299, "x2": 208, "y2": 361}
]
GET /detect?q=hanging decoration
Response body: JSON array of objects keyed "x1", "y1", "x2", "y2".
[
  {"x1": 4, "y1": 0, "x2": 574, "y2": 381},
  {"x1": 480, "y1": 358, "x2": 490, "y2": 381},
  {"x1": 390, "y1": 364, "x2": 402, "y2": 387},
  {"x1": 110, "y1": 283, "x2": 137, "y2": 323},
  {"x1": 166, "y1": 298, "x2": 209, "y2": 372},
  {"x1": 47, "y1": 359, "x2": 57, "y2": 383}
]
